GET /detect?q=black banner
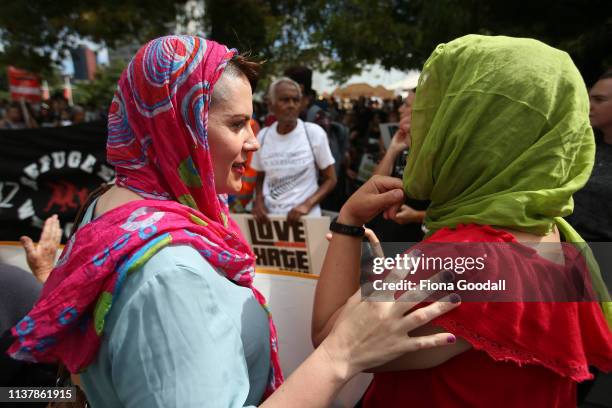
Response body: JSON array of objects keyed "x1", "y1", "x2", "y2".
[{"x1": 0, "y1": 121, "x2": 114, "y2": 242}]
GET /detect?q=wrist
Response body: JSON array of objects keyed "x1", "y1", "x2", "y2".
[
  {"x1": 34, "y1": 266, "x2": 53, "y2": 284},
  {"x1": 318, "y1": 337, "x2": 354, "y2": 384},
  {"x1": 415, "y1": 210, "x2": 426, "y2": 223},
  {"x1": 302, "y1": 199, "x2": 314, "y2": 211},
  {"x1": 388, "y1": 143, "x2": 402, "y2": 155},
  {"x1": 337, "y1": 208, "x2": 362, "y2": 227}
]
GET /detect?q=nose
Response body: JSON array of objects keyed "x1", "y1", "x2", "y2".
[
  {"x1": 244, "y1": 123, "x2": 260, "y2": 151},
  {"x1": 287, "y1": 98, "x2": 298, "y2": 110}
]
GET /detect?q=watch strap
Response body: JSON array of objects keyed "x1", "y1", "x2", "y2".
[{"x1": 329, "y1": 220, "x2": 365, "y2": 237}]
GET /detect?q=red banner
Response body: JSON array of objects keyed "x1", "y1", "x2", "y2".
[{"x1": 7, "y1": 66, "x2": 42, "y2": 102}]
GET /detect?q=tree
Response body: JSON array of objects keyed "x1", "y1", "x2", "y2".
[
  {"x1": 202, "y1": 0, "x2": 612, "y2": 83},
  {"x1": 409, "y1": 0, "x2": 612, "y2": 85},
  {"x1": 72, "y1": 61, "x2": 125, "y2": 108},
  {"x1": 0, "y1": 0, "x2": 188, "y2": 76},
  {"x1": 203, "y1": 0, "x2": 324, "y2": 83},
  {"x1": 1, "y1": 0, "x2": 611, "y2": 85}
]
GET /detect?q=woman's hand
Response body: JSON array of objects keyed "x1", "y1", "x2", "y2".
[
  {"x1": 338, "y1": 175, "x2": 405, "y2": 226},
  {"x1": 20, "y1": 214, "x2": 62, "y2": 283},
  {"x1": 388, "y1": 114, "x2": 411, "y2": 153},
  {"x1": 319, "y1": 288, "x2": 459, "y2": 381}
]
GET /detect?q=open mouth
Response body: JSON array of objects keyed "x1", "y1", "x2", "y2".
[{"x1": 232, "y1": 162, "x2": 246, "y2": 173}]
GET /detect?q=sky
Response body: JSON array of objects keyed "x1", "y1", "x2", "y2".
[
  {"x1": 313, "y1": 65, "x2": 420, "y2": 94},
  {"x1": 61, "y1": 42, "x2": 419, "y2": 95},
  {"x1": 61, "y1": 40, "x2": 109, "y2": 76}
]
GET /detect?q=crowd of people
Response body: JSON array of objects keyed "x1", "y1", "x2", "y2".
[
  {"x1": 0, "y1": 95, "x2": 106, "y2": 130},
  {"x1": 1, "y1": 33, "x2": 611, "y2": 408},
  {"x1": 231, "y1": 78, "x2": 413, "y2": 220}
]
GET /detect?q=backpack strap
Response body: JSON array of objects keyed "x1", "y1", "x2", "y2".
[
  {"x1": 260, "y1": 121, "x2": 320, "y2": 174},
  {"x1": 258, "y1": 126, "x2": 270, "y2": 150},
  {"x1": 302, "y1": 121, "x2": 320, "y2": 171}
]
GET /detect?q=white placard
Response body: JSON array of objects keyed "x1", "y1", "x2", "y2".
[
  {"x1": 232, "y1": 214, "x2": 330, "y2": 275},
  {"x1": 379, "y1": 122, "x2": 399, "y2": 149}
]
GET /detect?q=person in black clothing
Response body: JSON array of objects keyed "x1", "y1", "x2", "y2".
[
  {"x1": 567, "y1": 69, "x2": 612, "y2": 242},
  {"x1": 369, "y1": 90, "x2": 427, "y2": 244},
  {"x1": 566, "y1": 69, "x2": 612, "y2": 407},
  {"x1": 0, "y1": 263, "x2": 57, "y2": 408},
  {"x1": 0, "y1": 215, "x2": 62, "y2": 406}
]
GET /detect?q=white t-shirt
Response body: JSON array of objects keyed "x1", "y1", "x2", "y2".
[{"x1": 251, "y1": 119, "x2": 335, "y2": 216}]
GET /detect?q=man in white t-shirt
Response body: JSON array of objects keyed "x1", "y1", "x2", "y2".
[{"x1": 251, "y1": 77, "x2": 336, "y2": 223}]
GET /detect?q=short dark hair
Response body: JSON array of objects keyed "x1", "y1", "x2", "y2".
[
  {"x1": 211, "y1": 53, "x2": 262, "y2": 107},
  {"x1": 599, "y1": 69, "x2": 612, "y2": 81},
  {"x1": 284, "y1": 66, "x2": 313, "y2": 94},
  {"x1": 227, "y1": 53, "x2": 261, "y2": 91}
]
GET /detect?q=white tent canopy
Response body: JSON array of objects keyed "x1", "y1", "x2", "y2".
[{"x1": 386, "y1": 69, "x2": 421, "y2": 92}]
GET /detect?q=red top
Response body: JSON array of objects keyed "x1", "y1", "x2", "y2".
[{"x1": 363, "y1": 224, "x2": 612, "y2": 408}]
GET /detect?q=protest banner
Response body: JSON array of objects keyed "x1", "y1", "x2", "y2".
[
  {"x1": 8, "y1": 66, "x2": 42, "y2": 103},
  {"x1": 232, "y1": 214, "x2": 331, "y2": 275},
  {"x1": 0, "y1": 122, "x2": 112, "y2": 242},
  {"x1": 379, "y1": 122, "x2": 399, "y2": 149}
]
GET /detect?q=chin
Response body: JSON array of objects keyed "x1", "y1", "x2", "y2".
[{"x1": 226, "y1": 179, "x2": 242, "y2": 195}]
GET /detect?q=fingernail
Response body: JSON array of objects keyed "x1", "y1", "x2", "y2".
[
  {"x1": 442, "y1": 270, "x2": 454, "y2": 283},
  {"x1": 394, "y1": 190, "x2": 403, "y2": 199},
  {"x1": 450, "y1": 293, "x2": 461, "y2": 304},
  {"x1": 447, "y1": 335, "x2": 456, "y2": 344}
]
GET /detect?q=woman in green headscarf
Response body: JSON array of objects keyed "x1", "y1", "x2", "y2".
[{"x1": 313, "y1": 35, "x2": 612, "y2": 407}]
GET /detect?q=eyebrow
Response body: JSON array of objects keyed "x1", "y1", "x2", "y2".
[{"x1": 223, "y1": 114, "x2": 251, "y2": 120}]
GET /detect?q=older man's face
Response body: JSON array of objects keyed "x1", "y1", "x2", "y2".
[
  {"x1": 272, "y1": 82, "x2": 301, "y2": 123},
  {"x1": 589, "y1": 78, "x2": 612, "y2": 130}
]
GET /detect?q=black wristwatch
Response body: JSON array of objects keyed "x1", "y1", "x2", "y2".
[{"x1": 329, "y1": 218, "x2": 365, "y2": 237}]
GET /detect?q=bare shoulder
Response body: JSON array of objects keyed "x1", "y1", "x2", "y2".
[{"x1": 94, "y1": 186, "x2": 144, "y2": 218}]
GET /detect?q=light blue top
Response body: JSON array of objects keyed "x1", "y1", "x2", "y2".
[{"x1": 78, "y1": 200, "x2": 271, "y2": 407}]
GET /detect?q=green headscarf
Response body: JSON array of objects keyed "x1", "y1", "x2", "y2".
[{"x1": 404, "y1": 34, "x2": 611, "y2": 326}]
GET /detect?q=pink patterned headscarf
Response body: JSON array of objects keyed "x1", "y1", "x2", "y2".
[{"x1": 9, "y1": 35, "x2": 283, "y2": 397}]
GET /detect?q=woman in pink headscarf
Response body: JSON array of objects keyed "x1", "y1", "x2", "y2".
[{"x1": 9, "y1": 36, "x2": 459, "y2": 407}]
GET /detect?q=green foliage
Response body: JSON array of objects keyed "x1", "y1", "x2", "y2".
[
  {"x1": 0, "y1": 0, "x2": 188, "y2": 75},
  {"x1": 202, "y1": 0, "x2": 612, "y2": 84},
  {"x1": 0, "y1": 0, "x2": 610, "y2": 86},
  {"x1": 72, "y1": 61, "x2": 125, "y2": 107},
  {"x1": 204, "y1": 0, "x2": 324, "y2": 82}
]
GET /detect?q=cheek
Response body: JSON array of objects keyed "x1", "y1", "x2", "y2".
[{"x1": 210, "y1": 134, "x2": 243, "y2": 169}]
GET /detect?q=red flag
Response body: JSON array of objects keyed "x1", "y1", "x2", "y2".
[
  {"x1": 63, "y1": 76, "x2": 73, "y2": 106},
  {"x1": 41, "y1": 80, "x2": 50, "y2": 100},
  {"x1": 8, "y1": 66, "x2": 42, "y2": 102}
]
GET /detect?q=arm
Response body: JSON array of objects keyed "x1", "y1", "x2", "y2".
[
  {"x1": 312, "y1": 176, "x2": 469, "y2": 369},
  {"x1": 373, "y1": 143, "x2": 404, "y2": 176},
  {"x1": 374, "y1": 114, "x2": 411, "y2": 176},
  {"x1": 252, "y1": 171, "x2": 269, "y2": 223},
  {"x1": 313, "y1": 175, "x2": 403, "y2": 345},
  {"x1": 287, "y1": 126, "x2": 338, "y2": 223},
  {"x1": 287, "y1": 165, "x2": 337, "y2": 224},
  {"x1": 306, "y1": 165, "x2": 337, "y2": 207},
  {"x1": 20, "y1": 100, "x2": 38, "y2": 129},
  {"x1": 263, "y1": 287, "x2": 459, "y2": 408},
  {"x1": 20, "y1": 215, "x2": 62, "y2": 283}
]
